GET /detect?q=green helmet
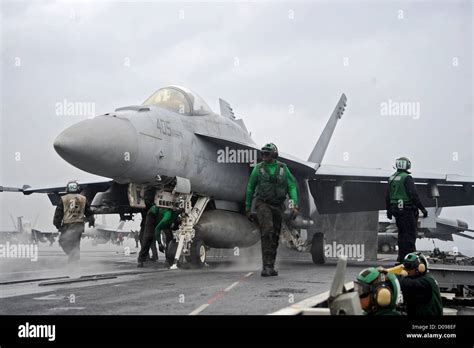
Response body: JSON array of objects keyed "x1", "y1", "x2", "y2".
[
  {"x1": 356, "y1": 267, "x2": 380, "y2": 286},
  {"x1": 261, "y1": 143, "x2": 278, "y2": 158},
  {"x1": 395, "y1": 157, "x2": 411, "y2": 171},
  {"x1": 403, "y1": 252, "x2": 428, "y2": 275},
  {"x1": 355, "y1": 267, "x2": 400, "y2": 311}
]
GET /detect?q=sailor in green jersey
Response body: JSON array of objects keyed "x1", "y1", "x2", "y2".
[
  {"x1": 137, "y1": 205, "x2": 180, "y2": 268},
  {"x1": 386, "y1": 157, "x2": 428, "y2": 263},
  {"x1": 354, "y1": 267, "x2": 402, "y2": 316},
  {"x1": 245, "y1": 143, "x2": 299, "y2": 277},
  {"x1": 399, "y1": 252, "x2": 443, "y2": 316}
]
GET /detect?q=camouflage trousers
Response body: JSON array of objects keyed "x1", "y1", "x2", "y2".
[
  {"x1": 256, "y1": 200, "x2": 283, "y2": 268},
  {"x1": 58, "y1": 222, "x2": 84, "y2": 262}
]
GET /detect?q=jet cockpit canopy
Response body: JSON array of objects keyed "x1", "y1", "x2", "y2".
[{"x1": 142, "y1": 86, "x2": 212, "y2": 116}]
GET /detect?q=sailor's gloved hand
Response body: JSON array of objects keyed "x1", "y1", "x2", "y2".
[
  {"x1": 386, "y1": 210, "x2": 393, "y2": 220},
  {"x1": 158, "y1": 242, "x2": 165, "y2": 253},
  {"x1": 421, "y1": 208, "x2": 428, "y2": 218}
]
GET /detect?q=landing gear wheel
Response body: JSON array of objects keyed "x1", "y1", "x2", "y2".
[
  {"x1": 311, "y1": 233, "x2": 326, "y2": 264},
  {"x1": 189, "y1": 239, "x2": 207, "y2": 268},
  {"x1": 380, "y1": 243, "x2": 391, "y2": 253},
  {"x1": 165, "y1": 240, "x2": 178, "y2": 264}
]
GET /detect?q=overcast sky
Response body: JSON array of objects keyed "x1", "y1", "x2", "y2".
[{"x1": 1, "y1": 0, "x2": 473, "y2": 253}]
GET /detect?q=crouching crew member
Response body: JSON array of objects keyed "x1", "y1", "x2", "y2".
[{"x1": 138, "y1": 205, "x2": 180, "y2": 268}]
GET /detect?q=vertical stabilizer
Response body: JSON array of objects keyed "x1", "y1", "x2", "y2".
[{"x1": 308, "y1": 94, "x2": 347, "y2": 166}]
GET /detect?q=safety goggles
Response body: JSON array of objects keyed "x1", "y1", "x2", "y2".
[{"x1": 354, "y1": 281, "x2": 372, "y2": 298}]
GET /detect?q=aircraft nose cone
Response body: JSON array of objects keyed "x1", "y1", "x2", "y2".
[{"x1": 54, "y1": 116, "x2": 138, "y2": 178}]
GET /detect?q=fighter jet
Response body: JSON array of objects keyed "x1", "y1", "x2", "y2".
[
  {"x1": 83, "y1": 217, "x2": 131, "y2": 245},
  {"x1": 0, "y1": 215, "x2": 57, "y2": 245},
  {"x1": 2, "y1": 86, "x2": 473, "y2": 266},
  {"x1": 378, "y1": 208, "x2": 474, "y2": 253}
]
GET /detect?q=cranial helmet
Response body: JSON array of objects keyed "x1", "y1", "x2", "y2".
[
  {"x1": 261, "y1": 143, "x2": 278, "y2": 159},
  {"x1": 355, "y1": 267, "x2": 400, "y2": 311},
  {"x1": 395, "y1": 157, "x2": 411, "y2": 171},
  {"x1": 66, "y1": 181, "x2": 80, "y2": 193},
  {"x1": 403, "y1": 252, "x2": 428, "y2": 275}
]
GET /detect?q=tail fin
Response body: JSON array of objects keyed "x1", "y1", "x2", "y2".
[
  {"x1": 219, "y1": 98, "x2": 249, "y2": 133},
  {"x1": 307, "y1": 93, "x2": 347, "y2": 165},
  {"x1": 219, "y1": 98, "x2": 235, "y2": 119},
  {"x1": 10, "y1": 214, "x2": 17, "y2": 230},
  {"x1": 17, "y1": 217, "x2": 23, "y2": 233},
  {"x1": 33, "y1": 214, "x2": 39, "y2": 229}
]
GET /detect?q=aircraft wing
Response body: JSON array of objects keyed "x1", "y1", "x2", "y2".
[
  {"x1": 32, "y1": 229, "x2": 59, "y2": 236},
  {"x1": 0, "y1": 180, "x2": 113, "y2": 195},
  {"x1": 1, "y1": 180, "x2": 113, "y2": 205},
  {"x1": 31, "y1": 229, "x2": 59, "y2": 244},
  {"x1": 194, "y1": 132, "x2": 317, "y2": 177},
  {"x1": 453, "y1": 232, "x2": 474, "y2": 240},
  {"x1": 309, "y1": 164, "x2": 474, "y2": 214},
  {"x1": 432, "y1": 219, "x2": 474, "y2": 240},
  {"x1": 94, "y1": 227, "x2": 119, "y2": 233},
  {"x1": 435, "y1": 217, "x2": 473, "y2": 232}
]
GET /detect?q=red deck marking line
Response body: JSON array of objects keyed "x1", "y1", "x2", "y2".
[{"x1": 188, "y1": 271, "x2": 254, "y2": 315}]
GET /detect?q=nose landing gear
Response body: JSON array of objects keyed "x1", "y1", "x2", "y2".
[{"x1": 168, "y1": 195, "x2": 210, "y2": 270}]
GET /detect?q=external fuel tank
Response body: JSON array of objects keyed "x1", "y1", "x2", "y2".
[{"x1": 194, "y1": 210, "x2": 260, "y2": 248}]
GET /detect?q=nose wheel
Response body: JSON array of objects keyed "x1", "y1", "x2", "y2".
[
  {"x1": 168, "y1": 239, "x2": 207, "y2": 268},
  {"x1": 188, "y1": 239, "x2": 207, "y2": 268},
  {"x1": 166, "y1": 195, "x2": 211, "y2": 270}
]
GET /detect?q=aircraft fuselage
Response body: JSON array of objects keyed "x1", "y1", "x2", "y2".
[{"x1": 54, "y1": 105, "x2": 255, "y2": 203}]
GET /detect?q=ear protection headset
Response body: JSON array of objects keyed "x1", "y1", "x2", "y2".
[
  {"x1": 373, "y1": 273, "x2": 392, "y2": 307},
  {"x1": 261, "y1": 143, "x2": 279, "y2": 159},
  {"x1": 270, "y1": 143, "x2": 278, "y2": 158},
  {"x1": 404, "y1": 252, "x2": 428, "y2": 275},
  {"x1": 417, "y1": 259, "x2": 426, "y2": 274},
  {"x1": 356, "y1": 268, "x2": 398, "y2": 311}
]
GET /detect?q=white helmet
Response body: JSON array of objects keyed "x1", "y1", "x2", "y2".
[
  {"x1": 66, "y1": 181, "x2": 80, "y2": 193},
  {"x1": 395, "y1": 157, "x2": 411, "y2": 171}
]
